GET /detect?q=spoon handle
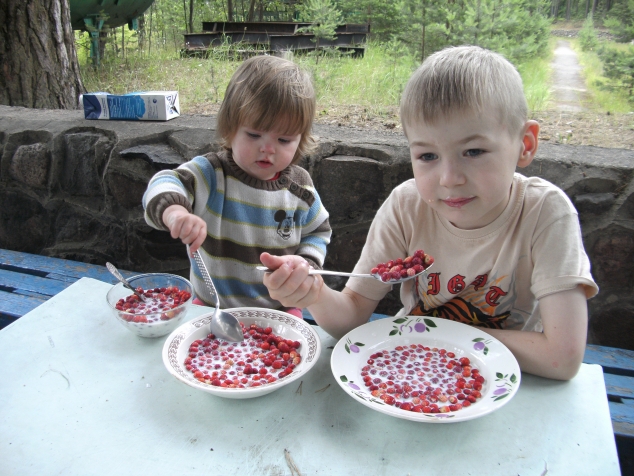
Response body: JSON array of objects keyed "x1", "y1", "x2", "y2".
[
  {"x1": 189, "y1": 248, "x2": 220, "y2": 309},
  {"x1": 256, "y1": 266, "x2": 374, "y2": 279},
  {"x1": 106, "y1": 262, "x2": 147, "y2": 301},
  {"x1": 308, "y1": 269, "x2": 375, "y2": 279}
]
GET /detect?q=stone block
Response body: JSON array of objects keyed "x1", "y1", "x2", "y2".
[
  {"x1": 51, "y1": 204, "x2": 128, "y2": 262},
  {"x1": 59, "y1": 131, "x2": 114, "y2": 197},
  {"x1": 591, "y1": 227, "x2": 634, "y2": 289},
  {"x1": 168, "y1": 128, "x2": 218, "y2": 159},
  {"x1": 325, "y1": 221, "x2": 371, "y2": 272},
  {"x1": 0, "y1": 190, "x2": 51, "y2": 251},
  {"x1": 120, "y1": 143, "x2": 186, "y2": 170},
  {"x1": 9, "y1": 142, "x2": 50, "y2": 189},
  {"x1": 314, "y1": 156, "x2": 384, "y2": 226}
]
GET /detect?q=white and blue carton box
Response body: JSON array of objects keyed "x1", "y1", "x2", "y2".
[{"x1": 82, "y1": 91, "x2": 180, "y2": 121}]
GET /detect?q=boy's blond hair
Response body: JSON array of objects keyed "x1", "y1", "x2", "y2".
[
  {"x1": 217, "y1": 55, "x2": 316, "y2": 163},
  {"x1": 400, "y1": 46, "x2": 528, "y2": 138}
]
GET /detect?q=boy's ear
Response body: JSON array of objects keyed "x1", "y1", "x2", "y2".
[{"x1": 517, "y1": 120, "x2": 539, "y2": 168}]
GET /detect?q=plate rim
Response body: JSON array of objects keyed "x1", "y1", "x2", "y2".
[{"x1": 330, "y1": 315, "x2": 521, "y2": 423}]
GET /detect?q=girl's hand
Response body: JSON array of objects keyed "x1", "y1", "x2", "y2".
[
  {"x1": 260, "y1": 252, "x2": 323, "y2": 309},
  {"x1": 163, "y1": 205, "x2": 207, "y2": 252}
]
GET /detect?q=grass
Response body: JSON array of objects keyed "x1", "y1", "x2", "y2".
[
  {"x1": 78, "y1": 36, "x2": 555, "y2": 118},
  {"x1": 570, "y1": 38, "x2": 633, "y2": 113},
  {"x1": 80, "y1": 40, "x2": 420, "y2": 115},
  {"x1": 78, "y1": 28, "x2": 634, "y2": 121},
  {"x1": 519, "y1": 47, "x2": 554, "y2": 113}
]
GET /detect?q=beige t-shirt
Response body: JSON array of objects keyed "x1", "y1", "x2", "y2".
[{"x1": 346, "y1": 174, "x2": 598, "y2": 332}]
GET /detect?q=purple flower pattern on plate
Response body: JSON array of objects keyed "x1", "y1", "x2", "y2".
[
  {"x1": 492, "y1": 372, "x2": 518, "y2": 401},
  {"x1": 472, "y1": 337, "x2": 493, "y2": 355},
  {"x1": 389, "y1": 317, "x2": 437, "y2": 336},
  {"x1": 344, "y1": 338, "x2": 364, "y2": 354}
]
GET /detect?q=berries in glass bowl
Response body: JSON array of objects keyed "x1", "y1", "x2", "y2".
[{"x1": 106, "y1": 273, "x2": 193, "y2": 338}]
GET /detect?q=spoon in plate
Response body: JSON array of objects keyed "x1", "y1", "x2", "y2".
[
  {"x1": 106, "y1": 262, "x2": 148, "y2": 302},
  {"x1": 188, "y1": 246, "x2": 244, "y2": 342},
  {"x1": 256, "y1": 263, "x2": 433, "y2": 285}
]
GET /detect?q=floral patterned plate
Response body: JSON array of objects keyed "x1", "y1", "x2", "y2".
[{"x1": 331, "y1": 315, "x2": 521, "y2": 423}]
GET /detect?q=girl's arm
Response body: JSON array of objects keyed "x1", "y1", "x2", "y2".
[
  {"x1": 295, "y1": 188, "x2": 332, "y2": 269},
  {"x1": 481, "y1": 286, "x2": 588, "y2": 380}
]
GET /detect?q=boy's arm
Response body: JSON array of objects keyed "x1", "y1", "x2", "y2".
[
  {"x1": 261, "y1": 253, "x2": 380, "y2": 339},
  {"x1": 481, "y1": 286, "x2": 588, "y2": 381}
]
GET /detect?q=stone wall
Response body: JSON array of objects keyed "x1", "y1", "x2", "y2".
[{"x1": 1, "y1": 105, "x2": 633, "y2": 350}]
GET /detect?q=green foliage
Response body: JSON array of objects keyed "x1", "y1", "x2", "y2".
[
  {"x1": 336, "y1": 0, "x2": 406, "y2": 41},
  {"x1": 579, "y1": 15, "x2": 599, "y2": 51},
  {"x1": 298, "y1": 0, "x2": 343, "y2": 44},
  {"x1": 383, "y1": 0, "x2": 551, "y2": 64},
  {"x1": 604, "y1": 0, "x2": 634, "y2": 42},
  {"x1": 296, "y1": 0, "x2": 344, "y2": 62},
  {"x1": 597, "y1": 44, "x2": 634, "y2": 99}
]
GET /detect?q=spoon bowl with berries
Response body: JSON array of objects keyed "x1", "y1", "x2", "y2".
[
  {"x1": 257, "y1": 249, "x2": 434, "y2": 285},
  {"x1": 106, "y1": 273, "x2": 193, "y2": 338}
]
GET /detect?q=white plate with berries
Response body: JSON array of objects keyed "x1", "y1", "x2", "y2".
[
  {"x1": 162, "y1": 307, "x2": 322, "y2": 399},
  {"x1": 331, "y1": 315, "x2": 520, "y2": 422}
]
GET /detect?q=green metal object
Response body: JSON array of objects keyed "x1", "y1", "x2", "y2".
[
  {"x1": 70, "y1": 0, "x2": 154, "y2": 65},
  {"x1": 69, "y1": 0, "x2": 154, "y2": 31}
]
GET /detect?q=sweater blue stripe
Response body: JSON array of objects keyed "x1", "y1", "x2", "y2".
[{"x1": 208, "y1": 198, "x2": 313, "y2": 228}]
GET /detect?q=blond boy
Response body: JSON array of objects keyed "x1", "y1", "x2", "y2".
[{"x1": 261, "y1": 46, "x2": 598, "y2": 380}]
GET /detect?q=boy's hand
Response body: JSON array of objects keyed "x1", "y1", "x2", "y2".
[
  {"x1": 260, "y1": 252, "x2": 323, "y2": 309},
  {"x1": 163, "y1": 205, "x2": 207, "y2": 252}
]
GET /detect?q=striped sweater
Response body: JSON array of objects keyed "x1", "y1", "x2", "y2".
[{"x1": 143, "y1": 150, "x2": 331, "y2": 310}]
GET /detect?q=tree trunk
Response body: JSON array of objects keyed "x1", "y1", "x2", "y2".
[
  {"x1": 247, "y1": 0, "x2": 256, "y2": 22},
  {"x1": 228, "y1": 0, "x2": 234, "y2": 22},
  {"x1": 182, "y1": 0, "x2": 188, "y2": 33},
  {"x1": 566, "y1": 0, "x2": 572, "y2": 20},
  {"x1": 0, "y1": 0, "x2": 84, "y2": 109},
  {"x1": 189, "y1": 0, "x2": 194, "y2": 35}
]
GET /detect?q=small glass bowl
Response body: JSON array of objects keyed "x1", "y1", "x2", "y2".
[{"x1": 106, "y1": 273, "x2": 193, "y2": 338}]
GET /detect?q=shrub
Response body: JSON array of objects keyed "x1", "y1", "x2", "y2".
[{"x1": 579, "y1": 16, "x2": 599, "y2": 52}]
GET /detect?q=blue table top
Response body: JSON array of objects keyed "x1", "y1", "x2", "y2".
[{"x1": 0, "y1": 278, "x2": 621, "y2": 475}]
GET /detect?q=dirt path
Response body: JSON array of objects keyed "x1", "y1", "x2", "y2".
[{"x1": 550, "y1": 40, "x2": 589, "y2": 112}]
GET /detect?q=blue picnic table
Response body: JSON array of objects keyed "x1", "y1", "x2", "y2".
[
  {"x1": 0, "y1": 249, "x2": 136, "y2": 329},
  {"x1": 1, "y1": 248, "x2": 632, "y2": 474}
]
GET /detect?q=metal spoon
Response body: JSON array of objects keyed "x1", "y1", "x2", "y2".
[
  {"x1": 188, "y1": 247, "x2": 244, "y2": 342},
  {"x1": 256, "y1": 263, "x2": 433, "y2": 285},
  {"x1": 106, "y1": 262, "x2": 148, "y2": 302}
]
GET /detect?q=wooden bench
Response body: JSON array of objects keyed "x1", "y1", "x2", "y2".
[
  {"x1": 583, "y1": 344, "x2": 634, "y2": 475},
  {"x1": 0, "y1": 249, "x2": 135, "y2": 329},
  {"x1": 3, "y1": 248, "x2": 633, "y2": 473}
]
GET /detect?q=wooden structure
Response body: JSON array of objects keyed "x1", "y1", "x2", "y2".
[
  {"x1": 0, "y1": 249, "x2": 135, "y2": 329},
  {"x1": 183, "y1": 21, "x2": 369, "y2": 57}
]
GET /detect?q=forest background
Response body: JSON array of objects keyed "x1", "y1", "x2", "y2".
[{"x1": 77, "y1": 0, "x2": 634, "y2": 149}]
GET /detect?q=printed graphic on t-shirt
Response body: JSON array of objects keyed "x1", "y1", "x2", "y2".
[
  {"x1": 410, "y1": 271, "x2": 512, "y2": 329},
  {"x1": 274, "y1": 210, "x2": 295, "y2": 240}
]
